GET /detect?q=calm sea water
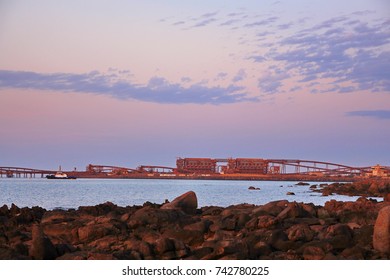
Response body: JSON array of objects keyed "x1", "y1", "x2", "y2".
[{"x1": 0, "y1": 178, "x2": 373, "y2": 210}]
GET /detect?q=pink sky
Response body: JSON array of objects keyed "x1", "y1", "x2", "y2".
[{"x1": 0, "y1": 0, "x2": 389, "y2": 170}]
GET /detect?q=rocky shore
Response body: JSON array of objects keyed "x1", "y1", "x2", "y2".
[
  {"x1": 1, "y1": 182, "x2": 389, "y2": 260},
  {"x1": 312, "y1": 180, "x2": 390, "y2": 200}
]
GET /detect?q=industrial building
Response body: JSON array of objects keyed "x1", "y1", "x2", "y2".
[
  {"x1": 226, "y1": 158, "x2": 268, "y2": 174},
  {"x1": 176, "y1": 157, "x2": 268, "y2": 174},
  {"x1": 176, "y1": 158, "x2": 217, "y2": 174}
]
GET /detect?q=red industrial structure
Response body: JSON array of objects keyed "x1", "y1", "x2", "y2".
[
  {"x1": 226, "y1": 158, "x2": 268, "y2": 174},
  {"x1": 176, "y1": 158, "x2": 217, "y2": 174},
  {"x1": 1, "y1": 157, "x2": 389, "y2": 180}
]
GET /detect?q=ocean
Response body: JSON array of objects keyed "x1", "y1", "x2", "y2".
[{"x1": 0, "y1": 178, "x2": 373, "y2": 210}]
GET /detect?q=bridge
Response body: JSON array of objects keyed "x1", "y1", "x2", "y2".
[
  {"x1": 0, "y1": 167, "x2": 54, "y2": 178},
  {"x1": 1, "y1": 159, "x2": 389, "y2": 179},
  {"x1": 266, "y1": 159, "x2": 372, "y2": 176}
]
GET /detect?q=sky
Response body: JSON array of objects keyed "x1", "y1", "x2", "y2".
[{"x1": 0, "y1": 0, "x2": 389, "y2": 170}]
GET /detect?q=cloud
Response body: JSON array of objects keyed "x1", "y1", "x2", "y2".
[
  {"x1": 214, "y1": 72, "x2": 228, "y2": 81},
  {"x1": 200, "y1": 12, "x2": 218, "y2": 18},
  {"x1": 0, "y1": 70, "x2": 258, "y2": 105},
  {"x1": 267, "y1": 16, "x2": 390, "y2": 93},
  {"x1": 346, "y1": 110, "x2": 390, "y2": 120},
  {"x1": 191, "y1": 18, "x2": 217, "y2": 28},
  {"x1": 277, "y1": 22, "x2": 293, "y2": 30},
  {"x1": 172, "y1": 21, "x2": 185, "y2": 26},
  {"x1": 258, "y1": 72, "x2": 289, "y2": 94},
  {"x1": 181, "y1": 76, "x2": 192, "y2": 83},
  {"x1": 219, "y1": 19, "x2": 241, "y2": 26},
  {"x1": 244, "y1": 16, "x2": 278, "y2": 28},
  {"x1": 232, "y1": 69, "x2": 247, "y2": 82},
  {"x1": 248, "y1": 55, "x2": 266, "y2": 62}
]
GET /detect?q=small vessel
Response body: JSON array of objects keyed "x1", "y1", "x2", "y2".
[{"x1": 46, "y1": 172, "x2": 76, "y2": 179}]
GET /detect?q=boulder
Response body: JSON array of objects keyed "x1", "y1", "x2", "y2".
[
  {"x1": 29, "y1": 224, "x2": 57, "y2": 260},
  {"x1": 373, "y1": 206, "x2": 390, "y2": 253},
  {"x1": 160, "y1": 191, "x2": 198, "y2": 214},
  {"x1": 252, "y1": 200, "x2": 288, "y2": 217},
  {"x1": 303, "y1": 246, "x2": 325, "y2": 260},
  {"x1": 77, "y1": 223, "x2": 118, "y2": 243},
  {"x1": 128, "y1": 207, "x2": 187, "y2": 228},
  {"x1": 287, "y1": 224, "x2": 314, "y2": 242}
]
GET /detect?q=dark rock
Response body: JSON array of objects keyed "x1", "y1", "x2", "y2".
[
  {"x1": 29, "y1": 224, "x2": 57, "y2": 260},
  {"x1": 257, "y1": 215, "x2": 276, "y2": 229},
  {"x1": 56, "y1": 251, "x2": 88, "y2": 260},
  {"x1": 276, "y1": 202, "x2": 309, "y2": 221},
  {"x1": 128, "y1": 207, "x2": 188, "y2": 228},
  {"x1": 341, "y1": 245, "x2": 366, "y2": 259},
  {"x1": 192, "y1": 247, "x2": 213, "y2": 259},
  {"x1": 252, "y1": 200, "x2": 288, "y2": 217},
  {"x1": 162, "y1": 227, "x2": 204, "y2": 247},
  {"x1": 286, "y1": 192, "x2": 295, "y2": 195},
  {"x1": 303, "y1": 246, "x2": 325, "y2": 260},
  {"x1": 287, "y1": 224, "x2": 314, "y2": 242},
  {"x1": 324, "y1": 224, "x2": 353, "y2": 250}
]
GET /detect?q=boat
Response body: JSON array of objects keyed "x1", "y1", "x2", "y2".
[{"x1": 46, "y1": 172, "x2": 76, "y2": 179}]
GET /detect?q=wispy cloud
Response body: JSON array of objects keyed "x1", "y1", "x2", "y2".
[
  {"x1": 0, "y1": 70, "x2": 258, "y2": 105},
  {"x1": 258, "y1": 72, "x2": 289, "y2": 94},
  {"x1": 232, "y1": 69, "x2": 247, "y2": 82},
  {"x1": 346, "y1": 110, "x2": 390, "y2": 120},
  {"x1": 172, "y1": 21, "x2": 185, "y2": 26},
  {"x1": 264, "y1": 16, "x2": 390, "y2": 94},
  {"x1": 166, "y1": 9, "x2": 389, "y2": 96},
  {"x1": 200, "y1": 11, "x2": 218, "y2": 18},
  {"x1": 244, "y1": 16, "x2": 278, "y2": 28},
  {"x1": 192, "y1": 18, "x2": 217, "y2": 28}
]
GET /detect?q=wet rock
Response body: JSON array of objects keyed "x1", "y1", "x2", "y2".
[
  {"x1": 160, "y1": 191, "x2": 198, "y2": 214},
  {"x1": 373, "y1": 206, "x2": 390, "y2": 254},
  {"x1": 322, "y1": 189, "x2": 333, "y2": 196},
  {"x1": 296, "y1": 182, "x2": 310, "y2": 186}
]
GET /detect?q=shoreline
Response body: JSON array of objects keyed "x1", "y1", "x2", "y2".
[{"x1": 1, "y1": 181, "x2": 389, "y2": 260}]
